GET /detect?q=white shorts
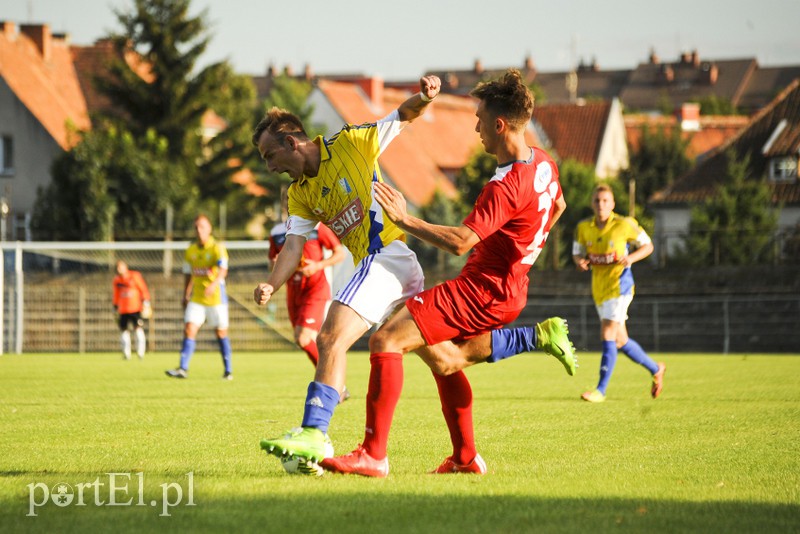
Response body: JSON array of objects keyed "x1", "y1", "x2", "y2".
[
  {"x1": 334, "y1": 240, "x2": 424, "y2": 326},
  {"x1": 595, "y1": 294, "x2": 633, "y2": 323},
  {"x1": 184, "y1": 301, "x2": 229, "y2": 329}
]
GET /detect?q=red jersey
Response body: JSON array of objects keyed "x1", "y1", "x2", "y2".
[
  {"x1": 269, "y1": 222, "x2": 341, "y2": 297},
  {"x1": 460, "y1": 147, "x2": 562, "y2": 312},
  {"x1": 112, "y1": 270, "x2": 150, "y2": 315}
]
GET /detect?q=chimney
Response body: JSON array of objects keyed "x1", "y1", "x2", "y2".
[
  {"x1": 649, "y1": 48, "x2": 660, "y2": 64},
  {"x1": 677, "y1": 102, "x2": 700, "y2": 131},
  {"x1": 356, "y1": 77, "x2": 384, "y2": 108},
  {"x1": 523, "y1": 54, "x2": 535, "y2": 72},
  {"x1": 0, "y1": 21, "x2": 17, "y2": 39},
  {"x1": 659, "y1": 64, "x2": 674, "y2": 84},
  {"x1": 474, "y1": 58, "x2": 484, "y2": 74},
  {"x1": 691, "y1": 49, "x2": 700, "y2": 67},
  {"x1": 699, "y1": 62, "x2": 718, "y2": 85},
  {"x1": 283, "y1": 64, "x2": 294, "y2": 77},
  {"x1": 303, "y1": 63, "x2": 313, "y2": 81},
  {"x1": 20, "y1": 23, "x2": 52, "y2": 61},
  {"x1": 267, "y1": 63, "x2": 277, "y2": 77}
]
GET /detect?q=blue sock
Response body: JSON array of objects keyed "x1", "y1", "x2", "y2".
[
  {"x1": 487, "y1": 326, "x2": 536, "y2": 363},
  {"x1": 597, "y1": 340, "x2": 617, "y2": 394},
  {"x1": 179, "y1": 338, "x2": 196, "y2": 370},
  {"x1": 300, "y1": 381, "x2": 340, "y2": 434},
  {"x1": 218, "y1": 337, "x2": 233, "y2": 374},
  {"x1": 620, "y1": 339, "x2": 658, "y2": 374}
]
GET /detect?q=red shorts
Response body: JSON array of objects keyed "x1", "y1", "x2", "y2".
[
  {"x1": 405, "y1": 276, "x2": 524, "y2": 345},
  {"x1": 286, "y1": 281, "x2": 330, "y2": 332}
]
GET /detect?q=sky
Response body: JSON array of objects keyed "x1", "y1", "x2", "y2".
[{"x1": 3, "y1": 0, "x2": 800, "y2": 80}]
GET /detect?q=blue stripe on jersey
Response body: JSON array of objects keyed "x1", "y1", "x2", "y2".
[
  {"x1": 337, "y1": 253, "x2": 374, "y2": 304},
  {"x1": 366, "y1": 171, "x2": 385, "y2": 254},
  {"x1": 619, "y1": 268, "x2": 634, "y2": 297}
]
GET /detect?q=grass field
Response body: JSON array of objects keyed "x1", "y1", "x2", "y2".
[{"x1": 0, "y1": 350, "x2": 798, "y2": 533}]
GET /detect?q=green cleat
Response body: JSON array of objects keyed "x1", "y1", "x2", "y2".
[
  {"x1": 260, "y1": 427, "x2": 327, "y2": 464},
  {"x1": 535, "y1": 317, "x2": 577, "y2": 376}
]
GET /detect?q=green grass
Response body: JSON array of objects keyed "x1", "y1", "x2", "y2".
[{"x1": 1, "y1": 351, "x2": 798, "y2": 533}]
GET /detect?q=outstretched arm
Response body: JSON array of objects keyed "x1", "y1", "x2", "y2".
[
  {"x1": 374, "y1": 181, "x2": 479, "y2": 256},
  {"x1": 396, "y1": 75, "x2": 441, "y2": 122}
]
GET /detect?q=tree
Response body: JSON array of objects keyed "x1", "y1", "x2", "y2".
[
  {"x1": 692, "y1": 95, "x2": 739, "y2": 116},
  {"x1": 676, "y1": 150, "x2": 779, "y2": 266},
  {"x1": 96, "y1": 0, "x2": 258, "y2": 206},
  {"x1": 33, "y1": 125, "x2": 195, "y2": 240},
  {"x1": 455, "y1": 147, "x2": 496, "y2": 208},
  {"x1": 619, "y1": 124, "x2": 692, "y2": 218}
]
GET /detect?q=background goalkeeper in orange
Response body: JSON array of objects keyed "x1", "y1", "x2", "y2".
[{"x1": 112, "y1": 260, "x2": 151, "y2": 360}]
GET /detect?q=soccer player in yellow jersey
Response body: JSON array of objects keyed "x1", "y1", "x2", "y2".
[
  {"x1": 166, "y1": 214, "x2": 233, "y2": 380},
  {"x1": 573, "y1": 184, "x2": 665, "y2": 402}
]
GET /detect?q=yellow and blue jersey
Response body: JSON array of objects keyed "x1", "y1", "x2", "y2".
[
  {"x1": 573, "y1": 212, "x2": 651, "y2": 305},
  {"x1": 287, "y1": 121, "x2": 405, "y2": 265},
  {"x1": 183, "y1": 237, "x2": 229, "y2": 306}
]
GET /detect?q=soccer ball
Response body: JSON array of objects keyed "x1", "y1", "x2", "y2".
[{"x1": 281, "y1": 434, "x2": 334, "y2": 475}]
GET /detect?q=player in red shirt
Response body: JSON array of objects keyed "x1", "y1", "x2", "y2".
[
  {"x1": 112, "y1": 260, "x2": 151, "y2": 360},
  {"x1": 322, "y1": 69, "x2": 576, "y2": 477},
  {"x1": 269, "y1": 221, "x2": 346, "y2": 370}
]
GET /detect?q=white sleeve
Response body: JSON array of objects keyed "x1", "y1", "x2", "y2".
[
  {"x1": 634, "y1": 229, "x2": 652, "y2": 247},
  {"x1": 376, "y1": 110, "x2": 404, "y2": 155},
  {"x1": 285, "y1": 215, "x2": 317, "y2": 239},
  {"x1": 572, "y1": 241, "x2": 586, "y2": 256}
]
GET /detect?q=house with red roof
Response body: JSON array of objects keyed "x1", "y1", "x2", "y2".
[
  {"x1": 649, "y1": 79, "x2": 800, "y2": 258},
  {"x1": 0, "y1": 22, "x2": 90, "y2": 237},
  {"x1": 532, "y1": 98, "x2": 629, "y2": 178}
]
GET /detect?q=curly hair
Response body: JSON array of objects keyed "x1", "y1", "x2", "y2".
[{"x1": 470, "y1": 69, "x2": 534, "y2": 131}]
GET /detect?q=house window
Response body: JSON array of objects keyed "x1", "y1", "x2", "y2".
[
  {"x1": 768, "y1": 156, "x2": 798, "y2": 182},
  {"x1": 0, "y1": 136, "x2": 13, "y2": 175}
]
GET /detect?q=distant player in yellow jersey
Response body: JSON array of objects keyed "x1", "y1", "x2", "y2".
[
  {"x1": 573, "y1": 184, "x2": 665, "y2": 402},
  {"x1": 166, "y1": 214, "x2": 233, "y2": 380}
]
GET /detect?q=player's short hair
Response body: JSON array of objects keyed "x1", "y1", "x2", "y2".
[
  {"x1": 593, "y1": 183, "x2": 615, "y2": 197},
  {"x1": 252, "y1": 107, "x2": 309, "y2": 147},
  {"x1": 470, "y1": 69, "x2": 534, "y2": 131}
]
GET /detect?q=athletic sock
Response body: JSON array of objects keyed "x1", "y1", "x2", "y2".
[
  {"x1": 179, "y1": 338, "x2": 196, "y2": 370},
  {"x1": 120, "y1": 330, "x2": 131, "y2": 359},
  {"x1": 300, "y1": 339, "x2": 320, "y2": 367},
  {"x1": 135, "y1": 328, "x2": 146, "y2": 357},
  {"x1": 620, "y1": 339, "x2": 659, "y2": 374},
  {"x1": 218, "y1": 337, "x2": 233, "y2": 374},
  {"x1": 597, "y1": 340, "x2": 618, "y2": 394},
  {"x1": 362, "y1": 352, "x2": 403, "y2": 460},
  {"x1": 300, "y1": 381, "x2": 340, "y2": 434},
  {"x1": 487, "y1": 326, "x2": 536, "y2": 363},
  {"x1": 434, "y1": 370, "x2": 477, "y2": 466}
]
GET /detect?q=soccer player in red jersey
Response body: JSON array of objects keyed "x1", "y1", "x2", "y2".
[
  {"x1": 268, "y1": 221, "x2": 345, "y2": 370},
  {"x1": 112, "y1": 260, "x2": 151, "y2": 360},
  {"x1": 322, "y1": 69, "x2": 576, "y2": 477}
]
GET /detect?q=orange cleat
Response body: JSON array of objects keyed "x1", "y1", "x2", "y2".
[
  {"x1": 430, "y1": 453, "x2": 487, "y2": 474},
  {"x1": 651, "y1": 362, "x2": 666, "y2": 399}
]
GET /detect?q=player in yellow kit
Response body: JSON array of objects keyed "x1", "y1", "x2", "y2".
[
  {"x1": 166, "y1": 214, "x2": 233, "y2": 380},
  {"x1": 573, "y1": 184, "x2": 665, "y2": 402}
]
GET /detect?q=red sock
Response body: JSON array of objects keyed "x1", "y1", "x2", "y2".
[
  {"x1": 433, "y1": 370, "x2": 477, "y2": 465},
  {"x1": 300, "y1": 339, "x2": 319, "y2": 367},
  {"x1": 362, "y1": 352, "x2": 403, "y2": 460}
]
